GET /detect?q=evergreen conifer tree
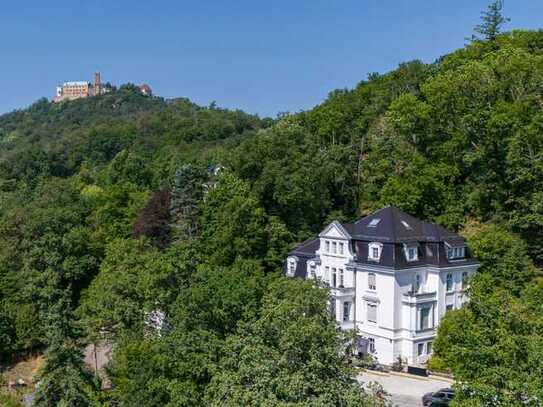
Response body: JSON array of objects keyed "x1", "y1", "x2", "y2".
[
  {"x1": 473, "y1": 1, "x2": 510, "y2": 41},
  {"x1": 169, "y1": 165, "x2": 205, "y2": 242}
]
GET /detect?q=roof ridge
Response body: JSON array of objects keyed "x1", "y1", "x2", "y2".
[
  {"x1": 390, "y1": 207, "x2": 399, "y2": 242},
  {"x1": 296, "y1": 236, "x2": 318, "y2": 248}
]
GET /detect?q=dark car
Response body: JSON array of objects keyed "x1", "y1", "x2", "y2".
[{"x1": 422, "y1": 388, "x2": 454, "y2": 406}]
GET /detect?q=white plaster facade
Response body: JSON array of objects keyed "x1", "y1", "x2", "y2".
[{"x1": 286, "y1": 210, "x2": 479, "y2": 366}]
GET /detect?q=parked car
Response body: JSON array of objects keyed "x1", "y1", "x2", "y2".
[{"x1": 422, "y1": 388, "x2": 454, "y2": 406}]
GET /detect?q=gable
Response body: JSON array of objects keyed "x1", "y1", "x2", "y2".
[{"x1": 319, "y1": 221, "x2": 351, "y2": 239}]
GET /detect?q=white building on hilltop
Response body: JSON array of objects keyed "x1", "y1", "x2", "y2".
[{"x1": 285, "y1": 207, "x2": 479, "y2": 366}]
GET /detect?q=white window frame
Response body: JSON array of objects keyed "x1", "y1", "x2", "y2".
[
  {"x1": 417, "y1": 343, "x2": 424, "y2": 356},
  {"x1": 447, "y1": 245, "x2": 466, "y2": 259},
  {"x1": 404, "y1": 244, "x2": 418, "y2": 262},
  {"x1": 339, "y1": 269, "x2": 344, "y2": 288},
  {"x1": 343, "y1": 301, "x2": 351, "y2": 321},
  {"x1": 367, "y1": 302, "x2": 377, "y2": 323},
  {"x1": 332, "y1": 241, "x2": 337, "y2": 254},
  {"x1": 418, "y1": 306, "x2": 432, "y2": 331},
  {"x1": 446, "y1": 273, "x2": 453, "y2": 292},
  {"x1": 368, "y1": 272, "x2": 376, "y2": 291},
  {"x1": 331, "y1": 268, "x2": 337, "y2": 288},
  {"x1": 368, "y1": 242, "x2": 383, "y2": 261},
  {"x1": 325, "y1": 240, "x2": 330, "y2": 253},
  {"x1": 287, "y1": 258, "x2": 297, "y2": 276},
  {"x1": 308, "y1": 263, "x2": 316, "y2": 280},
  {"x1": 368, "y1": 337, "x2": 376, "y2": 353},
  {"x1": 339, "y1": 242, "x2": 344, "y2": 255}
]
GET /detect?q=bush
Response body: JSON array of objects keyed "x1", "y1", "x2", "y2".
[{"x1": 427, "y1": 355, "x2": 450, "y2": 373}]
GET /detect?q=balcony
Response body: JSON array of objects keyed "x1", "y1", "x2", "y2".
[
  {"x1": 330, "y1": 285, "x2": 355, "y2": 298},
  {"x1": 402, "y1": 290, "x2": 437, "y2": 305}
]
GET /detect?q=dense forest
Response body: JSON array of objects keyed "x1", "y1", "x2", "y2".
[{"x1": 1, "y1": 17, "x2": 543, "y2": 407}]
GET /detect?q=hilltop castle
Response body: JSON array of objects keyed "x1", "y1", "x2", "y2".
[
  {"x1": 53, "y1": 72, "x2": 152, "y2": 102},
  {"x1": 53, "y1": 72, "x2": 112, "y2": 103}
]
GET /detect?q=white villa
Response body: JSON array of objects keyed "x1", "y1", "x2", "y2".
[{"x1": 285, "y1": 207, "x2": 479, "y2": 366}]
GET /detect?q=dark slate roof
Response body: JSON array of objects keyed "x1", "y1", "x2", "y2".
[
  {"x1": 290, "y1": 237, "x2": 320, "y2": 256},
  {"x1": 342, "y1": 207, "x2": 464, "y2": 244},
  {"x1": 286, "y1": 207, "x2": 477, "y2": 271},
  {"x1": 285, "y1": 238, "x2": 320, "y2": 278}
]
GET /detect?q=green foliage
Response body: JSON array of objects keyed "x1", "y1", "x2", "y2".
[
  {"x1": 435, "y1": 275, "x2": 543, "y2": 405},
  {"x1": 107, "y1": 261, "x2": 268, "y2": 406},
  {"x1": 473, "y1": 1, "x2": 510, "y2": 42},
  {"x1": 463, "y1": 222, "x2": 535, "y2": 295},
  {"x1": 79, "y1": 238, "x2": 198, "y2": 340},
  {"x1": 1, "y1": 30, "x2": 543, "y2": 405},
  {"x1": 169, "y1": 164, "x2": 206, "y2": 241},
  {"x1": 0, "y1": 389, "x2": 23, "y2": 407},
  {"x1": 433, "y1": 225, "x2": 542, "y2": 404},
  {"x1": 34, "y1": 340, "x2": 99, "y2": 407},
  {"x1": 0, "y1": 302, "x2": 16, "y2": 362},
  {"x1": 200, "y1": 172, "x2": 281, "y2": 266},
  {"x1": 204, "y1": 277, "x2": 384, "y2": 406}
]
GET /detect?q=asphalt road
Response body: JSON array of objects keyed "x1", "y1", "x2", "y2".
[{"x1": 358, "y1": 370, "x2": 453, "y2": 407}]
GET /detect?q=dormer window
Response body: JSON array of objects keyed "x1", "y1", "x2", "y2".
[
  {"x1": 452, "y1": 247, "x2": 465, "y2": 258},
  {"x1": 368, "y1": 242, "x2": 383, "y2": 261},
  {"x1": 332, "y1": 241, "x2": 337, "y2": 254},
  {"x1": 446, "y1": 242, "x2": 466, "y2": 260},
  {"x1": 325, "y1": 240, "x2": 330, "y2": 252},
  {"x1": 287, "y1": 258, "x2": 297, "y2": 276},
  {"x1": 308, "y1": 263, "x2": 317, "y2": 280},
  {"x1": 403, "y1": 244, "x2": 419, "y2": 262}
]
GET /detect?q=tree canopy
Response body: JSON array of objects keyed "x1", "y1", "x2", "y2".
[{"x1": 1, "y1": 26, "x2": 543, "y2": 406}]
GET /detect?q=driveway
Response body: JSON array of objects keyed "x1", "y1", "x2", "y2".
[{"x1": 358, "y1": 370, "x2": 453, "y2": 407}]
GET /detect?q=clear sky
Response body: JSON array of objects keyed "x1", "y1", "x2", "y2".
[{"x1": 1, "y1": 0, "x2": 541, "y2": 117}]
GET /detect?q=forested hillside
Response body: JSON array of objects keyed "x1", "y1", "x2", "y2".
[{"x1": 1, "y1": 28, "x2": 543, "y2": 406}]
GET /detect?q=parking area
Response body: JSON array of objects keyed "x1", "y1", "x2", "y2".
[{"x1": 358, "y1": 370, "x2": 453, "y2": 407}]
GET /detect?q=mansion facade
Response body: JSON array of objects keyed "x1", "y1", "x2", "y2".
[{"x1": 285, "y1": 207, "x2": 479, "y2": 366}]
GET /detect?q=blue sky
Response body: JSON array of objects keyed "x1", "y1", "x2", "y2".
[{"x1": 1, "y1": 0, "x2": 541, "y2": 117}]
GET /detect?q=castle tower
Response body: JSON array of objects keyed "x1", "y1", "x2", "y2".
[{"x1": 94, "y1": 72, "x2": 102, "y2": 96}]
